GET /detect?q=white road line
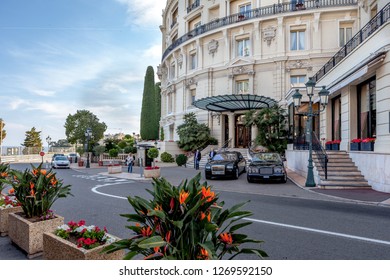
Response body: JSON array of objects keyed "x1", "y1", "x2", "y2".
[
  {"x1": 244, "y1": 217, "x2": 390, "y2": 246},
  {"x1": 91, "y1": 184, "x2": 128, "y2": 200}
]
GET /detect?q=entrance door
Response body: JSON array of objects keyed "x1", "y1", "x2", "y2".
[{"x1": 236, "y1": 115, "x2": 251, "y2": 148}]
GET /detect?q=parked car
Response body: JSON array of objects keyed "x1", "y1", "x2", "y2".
[
  {"x1": 51, "y1": 153, "x2": 65, "y2": 161},
  {"x1": 247, "y1": 152, "x2": 287, "y2": 183},
  {"x1": 67, "y1": 153, "x2": 79, "y2": 163},
  {"x1": 51, "y1": 155, "x2": 71, "y2": 169},
  {"x1": 204, "y1": 151, "x2": 246, "y2": 180}
]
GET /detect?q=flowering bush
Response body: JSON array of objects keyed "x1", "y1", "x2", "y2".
[
  {"x1": 0, "y1": 163, "x2": 10, "y2": 194},
  {"x1": 144, "y1": 166, "x2": 160, "y2": 170},
  {"x1": 103, "y1": 173, "x2": 267, "y2": 260},
  {"x1": 351, "y1": 138, "x2": 362, "y2": 143},
  {"x1": 362, "y1": 138, "x2": 376, "y2": 143},
  {"x1": 7, "y1": 163, "x2": 72, "y2": 219},
  {"x1": 326, "y1": 140, "x2": 341, "y2": 145},
  {"x1": 0, "y1": 195, "x2": 21, "y2": 209},
  {"x1": 55, "y1": 220, "x2": 115, "y2": 249}
]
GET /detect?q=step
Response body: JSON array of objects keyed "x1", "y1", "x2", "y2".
[
  {"x1": 319, "y1": 175, "x2": 366, "y2": 181},
  {"x1": 318, "y1": 184, "x2": 372, "y2": 189},
  {"x1": 318, "y1": 171, "x2": 363, "y2": 176}
]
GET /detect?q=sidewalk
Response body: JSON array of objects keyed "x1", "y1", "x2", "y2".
[{"x1": 287, "y1": 168, "x2": 390, "y2": 206}]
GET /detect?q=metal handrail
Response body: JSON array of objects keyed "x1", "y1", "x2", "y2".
[
  {"x1": 312, "y1": 132, "x2": 328, "y2": 180},
  {"x1": 313, "y1": 2, "x2": 390, "y2": 82},
  {"x1": 221, "y1": 138, "x2": 232, "y2": 150},
  {"x1": 162, "y1": 0, "x2": 358, "y2": 61}
]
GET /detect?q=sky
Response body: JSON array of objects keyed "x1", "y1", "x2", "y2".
[{"x1": 0, "y1": 0, "x2": 166, "y2": 147}]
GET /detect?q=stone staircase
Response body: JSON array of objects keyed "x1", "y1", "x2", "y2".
[{"x1": 313, "y1": 151, "x2": 371, "y2": 189}]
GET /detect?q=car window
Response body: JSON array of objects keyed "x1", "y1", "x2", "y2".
[
  {"x1": 212, "y1": 153, "x2": 237, "y2": 161},
  {"x1": 252, "y1": 153, "x2": 281, "y2": 162},
  {"x1": 55, "y1": 156, "x2": 68, "y2": 160}
]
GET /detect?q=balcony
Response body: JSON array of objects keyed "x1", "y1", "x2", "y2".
[{"x1": 187, "y1": 0, "x2": 200, "y2": 14}]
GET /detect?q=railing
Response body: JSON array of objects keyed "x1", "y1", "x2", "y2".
[
  {"x1": 221, "y1": 138, "x2": 232, "y2": 150},
  {"x1": 162, "y1": 0, "x2": 357, "y2": 61},
  {"x1": 187, "y1": 0, "x2": 200, "y2": 13},
  {"x1": 312, "y1": 132, "x2": 328, "y2": 180},
  {"x1": 313, "y1": 2, "x2": 390, "y2": 82}
]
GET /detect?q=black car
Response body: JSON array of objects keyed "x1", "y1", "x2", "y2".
[
  {"x1": 247, "y1": 153, "x2": 287, "y2": 183},
  {"x1": 204, "y1": 151, "x2": 246, "y2": 180}
]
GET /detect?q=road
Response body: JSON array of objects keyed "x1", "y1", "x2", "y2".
[{"x1": 2, "y1": 163, "x2": 390, "y2": 260}]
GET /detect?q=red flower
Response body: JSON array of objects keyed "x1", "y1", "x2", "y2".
[
  {"x1": 219, "y1": 232, "x2": 233, "y2": 244},
  {"x1": 362, "y1": 138, "x2": 376, "y2": 143},
  {"x1": 351, "y1": 138, "x2": 362, "y2": 143},
  {"x1": 78, "y1": 220, "x2": 86, "y2": 227},
  {"x1": 141, "y1": 226, "x2": 152, "y2": 237}
]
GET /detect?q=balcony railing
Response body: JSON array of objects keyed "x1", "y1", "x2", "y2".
[
  {"x1": 187, "y1": 0, "x2": 200, "y2": 13},
  {"x1": 162, "y1": 0, "x2": 357, "y2": 61},
  {"x1": 313, "y1": 2, "x2": 390, "y2": 82}
]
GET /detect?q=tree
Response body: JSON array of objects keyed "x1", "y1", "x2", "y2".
[
  {"x1": 244, "y1": 105, "x2": 288, "y2": 154},
  {"x1": 0, "y1": 118, "x2": 6, "y2": 144},
  {"x1": 176, "y1": 113, "x2": 217, "y2": 152},
  {"x1": 155, "y1": 82, "x2": 162, "y2": 139},
  {"x1": 64, "y1": 110, "x2": 107, "y2": 150},
  {"x1": 21, "y1": 127, "x2": 43, "y2": 154},
  {"x1": 140, "y1": 66, "x2": 159, "y2": 140}
]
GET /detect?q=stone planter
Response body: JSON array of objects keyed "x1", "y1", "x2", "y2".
[
  {"x1": 361, "y1": 142, "x2": 375, "y2": 151},
  {"x1": 8, "y1": 212, "x2": 64, "y2": 258},
  {"x1": 43, "y1": 232, "x2": 125, "y2": 260},
  {"x1": 108, "y1": 165, "x2": 122, "y2": 174},
  {"x1": 0, "y1": 206, "x2": 22, "y2": 236},
  {"x1": 143, "y1": 168, "x2": 161, "y2": 178}
]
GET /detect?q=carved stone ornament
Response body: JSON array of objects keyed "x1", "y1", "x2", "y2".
[
  {"x1": 358, "y1": 0, "x2": 368, "y2": 12},
  {"x1": 167, "y1": 84, "x2": 175, "y2": 94},
  {"x1": 231, "y1": 66, "x2": 254, "y2": 76},
  {"x1": 262, "y1": 26, "x2": 276, "y2": 47},
  {"x1": 285, "y1": 60, "x2": 312, "y2": 72},
  {"x1": 185, "y1": 77, "x2": 198, "y2": 88},
  {"x1": 208, "y1": 39, "x2": 219, "y2": 56},
  {"x1": 176, "y1": 53, "x2": 183, "y2": 68}
]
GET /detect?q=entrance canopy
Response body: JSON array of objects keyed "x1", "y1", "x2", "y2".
[{"x1": 192, "y1": 94, "x2": 278, "y2": 112}]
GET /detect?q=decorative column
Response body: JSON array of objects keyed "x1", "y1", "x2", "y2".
[
  {"x1": 251, "y1": 125, "x2": 258, "y2": 143},
  {"x1": 228, "y1": 113, "x2": 235, "y2": 148}
]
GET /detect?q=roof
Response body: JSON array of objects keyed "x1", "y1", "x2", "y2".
[{"x1": 192, "y1": 94, "x2": 278, "y2": 112}]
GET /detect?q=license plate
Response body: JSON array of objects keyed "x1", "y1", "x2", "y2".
[
  {"x1": 212, "y1": 171, "x2": 224, "y2": 175},
  {"x1": 263, "y1": 176, "x2": 270, "y2": 179}
]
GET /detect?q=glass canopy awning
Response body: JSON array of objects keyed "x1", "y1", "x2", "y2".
[{"x1": 192, "y1": 94, "x2": 278, "y2": 112}]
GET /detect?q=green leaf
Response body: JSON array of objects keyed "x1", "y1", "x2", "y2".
[
  {"x1": 147, "y1": 210, "x2": 166, "y2": 221},
  {"x1": 138, "y1": 236, "x2": 166, "y2": 249},
  {"x1": 229, "y1": 221, "x2": 252, "y2": 232}
]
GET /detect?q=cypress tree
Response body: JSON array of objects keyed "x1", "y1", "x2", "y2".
[
  {"x1": 140, "y1": 66, "x2": 158, "y2": 140},
  {"x1": 155, "y1": 82, "x2": 161, "y2": 139}
]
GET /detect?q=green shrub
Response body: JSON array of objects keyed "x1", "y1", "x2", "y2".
[
  {"x1": 108, "y1": 148, "x2": 119, "y2": 157},
  {"x1": 175, "y1": 154, "x2": 187, "y2": 166},
  {"x1": 160, "y1": 152, "x2": 174, "y2": 163}
]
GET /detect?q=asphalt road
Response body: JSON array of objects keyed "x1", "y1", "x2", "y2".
[{"x1": 2, "y1": 163, "x2": 390, "y2": 260}]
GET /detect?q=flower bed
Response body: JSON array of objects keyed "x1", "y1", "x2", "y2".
[
  {"x1": 0, "y1": 195, "x2": 22, "y2": 236},
  {"x1": 143, "y1": 166, "x2": 160, "y2": 178}
]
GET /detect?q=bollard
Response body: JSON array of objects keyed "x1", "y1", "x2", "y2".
[{"x1": 139, "y1": 158, "x2": 143, "y2": 177}]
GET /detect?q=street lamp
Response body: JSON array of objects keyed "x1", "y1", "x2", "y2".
[
  {"x1": 46, "y1": 136, "x2": 51, "y2": 153},
  {"x1": 85, "y1": 128, "x2": 92, "y2": 168},
  {"x1": 292, "y1": 77, "x2": 329, "y2": 187}
]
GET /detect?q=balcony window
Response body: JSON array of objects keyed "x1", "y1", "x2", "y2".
[
  {"x1": 290, "y1": 75, "x2": 306, "y2": 87},
  {"x1": 190, "y1": 53, "x2": 197, "y2": 70},
  {"x1": 290, "y1": 30, "x2": 305, "y2": 51},
  {"x1": 169, "y1": 64, "x2": 175, "y2": 80},
  {"x1": 339, "y1": 27, "x2": 353, "y2": 47},
  {"x1": 187, "y1": 0, "x2": 200, "y2": 13},
  {"x1": 237, "y1": 38, "x2": 250, "y2": 57},
  {"x1": 236, "y1": 80, "x2": 249, "y2": 94}
]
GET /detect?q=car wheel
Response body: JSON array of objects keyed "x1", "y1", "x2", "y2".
[
  {"x1": 281, "y1": 174, "x2": 287, "y2": 183},
  {"x1": 205, "y1": 174, "x2": 211, "y2": 180},
  {"x1": 247, "y1": 176, "x2": 254, "y2": 183},
  {"x1": 234, "y1": 168, "x2": 239, "y2": 179}
]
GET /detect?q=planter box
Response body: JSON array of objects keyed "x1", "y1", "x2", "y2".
[
  {"x1": 331, "y1": 144, "x2": 340, "y2": 150},
  {"x1": 325, "y1": 144, "x2": 332, "y2": 150},
  {"x1": 108, "y1": 165, "x2": 122, "y2": 174},
  {"x1": 143, "y1": 168, "x2": 161, "y2": 178},
  {"x1": 361, "y1": 142, "x2": 375, "y2": 151},
  {"x1": 350, "y1": 142, "x2": 360, "y2": 151},
  {"x1": 43, "y1": 232, "x2": 125, "y2": 260},
  {"x1": 0, "y1": 206, "x2": 22, "y2": 236},
  {"x1": 8, "y1": 212, "x2": 64, "y2": 258}
]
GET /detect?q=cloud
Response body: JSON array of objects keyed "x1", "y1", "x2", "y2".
[{"x1": 115, "y1": 0, "x2": 165, "y2": 28}]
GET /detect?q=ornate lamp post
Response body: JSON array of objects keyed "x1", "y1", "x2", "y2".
[
  {"x1": 85, "y1": 128, "x2": 92, "y2": 168},
  {"x1": 46, "y1": 135, "x2": 52, "y2": 153},
  {"x1": 292, "y1": 77, "x2": 329, "y2": 187}
]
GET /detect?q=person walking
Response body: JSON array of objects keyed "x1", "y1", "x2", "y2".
[
  {"x1": 194, "y1": 149, "x2": 201, "y2": 170},
  {"x1": 209, "y1": 149, "x2": 216, "y2": 160},
  {"x1": 126, "y1": 153, "x2": 134, "y2": 173}
]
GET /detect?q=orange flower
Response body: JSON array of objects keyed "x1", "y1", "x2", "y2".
[
  {"x1": 141, "y1": 226, "x2": 152, "y2": 237},
  {"x1": 200, "y1": 211, "x2": 211, "y2": 222},
  {"x1": 29, "y1": 182, "x2": 35, "y2": 189},
  {"x1": 165, "y1": 231, "x2": 171, "y2": 242},
  {"x1": 153, "y1": 247, "x2": 160, "y2": 253},
  {"x1": 198, "y1": 248, "x2": 209, "y2": 260},
  {"x1": 50, "y1": 178, "x2": 57, "y2": 186},
  {"x1": 32, "y1": 169, "x2": 38, "y2": 176},
  {"x1": 219, "y1": 232, "x2": 233, "y2": 244},
  {"x1": 179, "y1": 190, "x2": 189, "y2": 205},
  {"x1": 40, "y1": 169, "x2": 47, "y2": 175},
  {"x1": 135, "y1": 223, "x2": 140, "y2": 227},
  {"x1": 30, "y1": 189, "x2": 35, "y2": 196},
  {"x1": 201, "y1": 186, "x2": 215, "y2": 202},
  {"x1": 8, "y1": 188, "x2": 14, "y2": 195},
  {"x1": 154, "y1": 204, "x2": 162, "y2": 211},
  {"x1": 0, "y1": 172, "x2": 7, "y2": 178}
]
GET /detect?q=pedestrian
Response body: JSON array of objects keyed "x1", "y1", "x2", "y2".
[
  {"x1": 209, "y1": 149, "x2": 216, "y2": 160},
  {"x1": 194, "y1": 149, "x2": 201, "y2": 170},
  {"x1": 126, "y1": 153, "x2": 134, "y2": 173}
]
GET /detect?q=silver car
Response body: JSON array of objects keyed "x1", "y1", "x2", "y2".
[{"x1": 51, "y1": 155, "x2": 71, "y2": 169}]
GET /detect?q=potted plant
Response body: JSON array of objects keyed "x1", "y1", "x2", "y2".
[
  {"x1": 350, "y1": 138, "x2": 361, "y2": 151},
  {"x1": 331, "y1": 140, "x2": 341, "y2": 150},
  {"x1": 103, "y1": 173, "x2": 268, "y2": 260},
  {"x1": 144, "y1": 148, "x2": 160, "y2": 178},
  {"x1": 361, "y1": 138, "x2": 375, "y2": 151},
  {"x1": 6, "y1": 163, "x2": 72, "y2": 258},
  {"x1": 325, "y1": 140, "x2": 333, "y2": 150},
  {"x1": 43, "y1": 219, "x2": 124, "y2": 260}
]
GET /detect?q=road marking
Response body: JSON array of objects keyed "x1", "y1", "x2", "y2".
[
  {"x1": 91, "y1": 184, "x2": 128, "y2": 200},
  {"x1": 72, "y1": 174, "x2": 132, "y2": 184},
  {"x1": 244, "y1": 217, "x2": 390, "y2": 246}
]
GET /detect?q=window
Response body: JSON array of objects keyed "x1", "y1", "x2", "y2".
[
  {"x1": 339, "y1": 26, "x2": 352, "y2": 46},
  {"x1": 237, "y1": 38, "x2": 250, "y2": 57},
  {"x1": 190, "y1": 89, "x2": 196, "y2": 105},
  {"x1": 290, "y1": 30, "x2": 305, "y2": 51},
  {"x1": 358, "y1": 78, "x2": 376, "y2": 139},
  {"x1": 189, "y1": 53, "x2": 197, "y2": 70},
  {"x1": 169, "y1": 63, "x2": 175, "y2": 79},
  {"x1": 236, "y1": 80, "x2": 249, "y2": 94},
  {"x1": 290, "y1": 75, "x2": 306, "y2": 87},
  {"x1": 168, "y1": 93, "x2": 173, "y2": 114},
  {"x1": 239, "y1": 3, "x2": 251, "y2": 14}
]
